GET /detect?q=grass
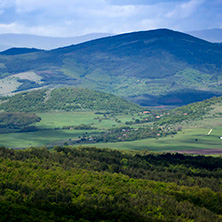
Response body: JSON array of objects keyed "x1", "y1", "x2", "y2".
[
  {"x1": 0, "y1": 129, "x2": 101, "y2": 148},
  {"x1": 80, "y1": 128, "x2": 222, "y2": 152},
  {"x1": 2, "y1": 126, "x2": 221, "y2": 151},
  {"x1": 0, "y1": 76, "x2": 22, "y2": 95},
  {"x1": 35, "y1": 111, "x2": 141, "y2": 129},
  {"x1": 1, "y1": 110, "x2": 222, "y2": 152},
  {"x1": 0, "y1": 111, "x2": 138, "y2": 148}
]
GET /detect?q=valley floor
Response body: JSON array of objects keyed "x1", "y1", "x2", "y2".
[{"x1": 1, "y1": 110, "x2": 222, "y2": 154}]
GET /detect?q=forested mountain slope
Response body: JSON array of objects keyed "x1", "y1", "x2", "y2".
[{"x1": 0, "y1": 29, "x2": 222, "y2": 105}]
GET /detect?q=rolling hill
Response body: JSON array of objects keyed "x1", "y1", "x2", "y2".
[
  {"x1": 0, "y1": 29, "x2": 222, "y2": 105},
  {"x1": 0, "y1": 87, "x2": 141, "y2": 113}
]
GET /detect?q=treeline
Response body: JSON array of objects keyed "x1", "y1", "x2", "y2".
[
  {"x1": 0, "y1": 146, "x2": 222, "y2": 221},
  {"x1": 0, "y1": 112, "x2": 41, "y2": 133},
  {"x1": 74, "y1": 125, "x2": 177, "y2": 144},
  {"x1": 0, "y1": 87, "x2": 142, "y2": 113}
]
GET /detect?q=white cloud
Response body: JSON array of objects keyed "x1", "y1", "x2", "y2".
[
  {"x1": 0, "y1": 22, "x2": 27, "y2": 33},
  {"x1": 0, "y1": 0, "x2": 15, "y2": 8},
  {"x1": 166, "y1": 0, "x2": 205, "y2": 19},
  {"x1": 0, "y1": 0, "x2": 220, "y2": 37}
]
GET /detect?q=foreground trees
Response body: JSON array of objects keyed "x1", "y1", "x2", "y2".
[{"x1": 0, "y1": 146, "x2": 222, "y2": 221}]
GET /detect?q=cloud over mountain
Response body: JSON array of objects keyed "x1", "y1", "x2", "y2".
[{"x1": 0, "y1": 0, "x2": 221, "y2": 37}]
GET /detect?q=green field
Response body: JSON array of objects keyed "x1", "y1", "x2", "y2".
[
  {"x1": 0, "y1": 111, "x2": 139, "y2": 148},
  {"x1": 1, "y1": 109, "x2": 222, "y2": 152},
  {"x1": 35, "y1": 111, "x2": 139, "y2": 129},
  {"x1": 0, "y1": 129, "x2": 100, "y2": 148},
  {"x1": 80, "y1": 128, "x2": 222, "y2": 151},
  {"x1": 1, "y1": 125, "x2": 222, "y2": 152}
]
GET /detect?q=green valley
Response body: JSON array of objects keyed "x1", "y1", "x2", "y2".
[{"x1": 0, "y1": 86, "x2": 222, "y2": 154}]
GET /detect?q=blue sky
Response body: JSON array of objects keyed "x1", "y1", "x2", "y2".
[{"x1": 0, "y1": 0, "x2": 221, "y2": 37}]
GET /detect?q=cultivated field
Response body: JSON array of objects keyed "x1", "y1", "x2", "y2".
[
  {"x1": 1, "y1": 110, "x2": 222, "y2": 154},
  {"x1": 79, "y1": 128, "x2": 222, "y2": 152}
]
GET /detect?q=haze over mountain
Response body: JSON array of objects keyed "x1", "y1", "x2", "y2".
[
  {"x1": 0, "y1": 33, "x2": 113, "y2": 52},
  {"x1": 187, "y1": 29, "x2": 222, "y2": 43},
  {"x1": 0, "y1": 29, "x2": 222, "y2": 106}
]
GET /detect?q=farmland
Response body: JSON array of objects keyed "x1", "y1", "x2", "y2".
[{"x1": 1, "y1": 109, "x2": 222, "y2": 153}]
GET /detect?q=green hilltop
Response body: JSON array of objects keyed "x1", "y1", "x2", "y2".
[{"x1": 0, "y1": 87, "x2": 142, "y2": 113}]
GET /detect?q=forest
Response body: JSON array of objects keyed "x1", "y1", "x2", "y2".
[
  {"x1": 0, "y1": 112, "x2": 41, "y2": 133},
  {"x1": 0, "y1": 87, "x2": 141, "y2": 113},
  {"x1": 0, "y1": 146, "x2": 222, "y2": 221}
]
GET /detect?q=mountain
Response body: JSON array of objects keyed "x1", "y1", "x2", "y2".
[
  {"x1": 0, "y1": 47, "x2": 42, "y2": 55},
  {"x1": 0, "y1": 29, "x2": 222, "y2": 106},
  {"x1": 187, "y1": 29, "x2": 222, "y2": 43},
  {"x1": 0, "y1": 33, "x2": 113, "y2": 51}
]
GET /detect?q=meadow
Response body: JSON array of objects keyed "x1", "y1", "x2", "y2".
[
  {"x1": 1, "y1": 110, "x2": 222, "y2": 153},
  {"x1": 35, "y1": 111, "x2": 132, "y2": 129},
  {"x1": 0, "y1": 111, "x2": 138, "y2": 148},
  {"x1": 82, "y1": 128, "x2": 222, "y2": 152}
]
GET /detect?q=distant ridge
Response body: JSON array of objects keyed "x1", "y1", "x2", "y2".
[
  {"x1": 0, "y1": 47, "x2": 42, "y2": 55},
  {"x1": 0, "y1": 33, "x2": 114, "y2": 51}
]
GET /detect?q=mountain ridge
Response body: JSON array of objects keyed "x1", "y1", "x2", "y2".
[
  {"x1": 0, "y1": 28, "x2": 222, "y2": 106},
  {"x1": 0, "y1": 32, "x2": 113, "y2": 51}
]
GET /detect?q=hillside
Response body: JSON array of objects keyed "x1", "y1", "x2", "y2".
[
  {"x1": 0, "y1": 29, "x2": 222, "y2": 105},
  {"x1": 0, "y1": 87, "x2": 141, "y2": 113},
  {"x1": 155, "y1": 95, "x2": 222, "y2": 126},
  {"x1": 0, "y1": 147, "x2": 221, "y2": 221}
]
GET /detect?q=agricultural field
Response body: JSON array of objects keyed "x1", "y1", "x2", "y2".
[
  {"x1": 35, "y1": 111, "x2": 138, "y2": 129},
  {"x1": 1, "y1": 88, "x2": 222, "y2": 154},
  {"x1": 1, "y1": 108, "x2": 222, "y2": 153},
  {"x1": 83, "y1": 127, "x2": 222, "y2": 153},
  {"x1": 0, "y1": 111, "x2": 140, "y2": 148}
]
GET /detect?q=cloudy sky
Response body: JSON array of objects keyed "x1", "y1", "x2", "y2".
[{"x1": 0, "y1": 0, "x2": 221, "y2": 37}]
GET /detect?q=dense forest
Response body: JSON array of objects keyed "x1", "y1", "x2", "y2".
[
  {"x1": 0, "y1": 87, "x2": 142, "y2": 113},
  {"x1": 0, "y1": 146, "x2": 221, "y2": 221}
]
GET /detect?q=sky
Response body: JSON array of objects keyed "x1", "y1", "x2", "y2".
[{"x1": 0, "y1": 0, "x2": 221, "y2": 37}]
